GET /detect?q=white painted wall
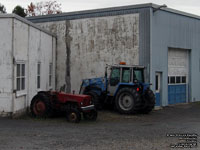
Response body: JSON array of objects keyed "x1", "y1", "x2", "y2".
[
  {"x1": 13, "y1": 19, "x2": 29, "y2": 112},
  {"x1": 0, "y1": 15, "x2": 56, "y2": 116},
  {"x1": 37, "y1": 21, "x2": 67, "y2": 92},
  {"x1": 0, "y1": 18, "x2": 13, "y2": 116},
  {"x1": 27, "y1": 27, "x2": 56, "y2": 107}
]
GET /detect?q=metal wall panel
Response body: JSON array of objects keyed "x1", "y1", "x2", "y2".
[{"x1": 151, "y1": 9, "x2": 200, "y2": 106}]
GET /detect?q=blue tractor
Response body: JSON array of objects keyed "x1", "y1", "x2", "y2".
[{"x1": 79, "y1": 63, "x2": 155, "y2": 114}]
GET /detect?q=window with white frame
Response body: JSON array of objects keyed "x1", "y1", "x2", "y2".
[
  {"x1": 49, "y1": 63, "x2": 52, "y2": 87},
  {"x1": 168, "y1": 76, "x2": 186, "y2": 84},
  {"x1": 37, "y1": 63, "x2": 41, "y2": 89},
  {"x1": 16, "y1": 63, "x2": 25, "y2": 91}
]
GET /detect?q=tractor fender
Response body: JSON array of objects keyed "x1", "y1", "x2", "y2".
[
  {"x1": 114, "y1": 83, "x2": 139, "y2": 97},
  {"x1": 83, "y1": 85, "x2": 102, "y2": 97}
]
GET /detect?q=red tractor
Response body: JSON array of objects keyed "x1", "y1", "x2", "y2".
[{"x1": 30, "y1": 91, "x2": 97, "y2": 123}]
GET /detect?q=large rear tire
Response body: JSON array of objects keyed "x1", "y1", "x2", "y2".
[
  {"x1": 115, "y1": 88, "x2": 141, "y2": 114},
  {"x1": 139, "y1": 89, "x2": 155, "y2": 114},
  {"x1": 30, "y1": 93, "x2": 53, "y2": 118}
]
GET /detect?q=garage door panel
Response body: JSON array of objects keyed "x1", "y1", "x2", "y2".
[{"x1": 168, "y1": 84, "x2": 186, "y2": 104}]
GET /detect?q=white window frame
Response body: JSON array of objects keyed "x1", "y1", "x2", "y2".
[
  {"x1": 155, "y1": 73, "x2": 160, "y2": 93},
  {"x1": 37, "y1": 62, "x2": 41, "y2": 89},
  {"x1": 16, "y1": 62, "x2": 26, "y2": 97},
  {"x1": 168, "y1": 76, "x2": 187, "y2": 85}
]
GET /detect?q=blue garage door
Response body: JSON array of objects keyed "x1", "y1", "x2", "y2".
[{"x1": 168, "y1": 84, "x2": 186, "y2": 104}]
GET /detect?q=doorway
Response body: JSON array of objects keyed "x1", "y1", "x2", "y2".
[{"x1": 155, "y1": 72, "x2": 162, "y2": 106}]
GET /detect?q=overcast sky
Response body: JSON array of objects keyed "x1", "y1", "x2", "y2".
[{"x1": 1, "y1": 0, "x2": 200, "y2": 16}]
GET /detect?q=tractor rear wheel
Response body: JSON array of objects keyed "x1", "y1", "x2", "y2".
[
  {"x1": 30, "y1": 93, "x2": 52, "y2": 118},
  {"x1": 115, "y1": 88, "x2": 141, "y2": 114},
  {"x1": 83, "y1": 109, "x2": 98, "y2": 121},
  {"x1": 139, "y1": 89, "x2": 155, "y2": 114},
  {"x1": 66, "y1": 108, "x2": 81, "y2": 123}
]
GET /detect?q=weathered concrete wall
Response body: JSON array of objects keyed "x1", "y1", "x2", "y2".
[
  {"x1": 37, "y1": 21, "x2": 67, "y2": 92},
  {"x1": 70, "y1": 14, "x2": 139, "y2": 92},
  {"x1": 0, "y1": 18, "x2": 13, "y2": 116},
  {"x1": 0, "y1": 16, "x2": 56, "y2": 116},
  {"x1": 37, "y1": 13, "x2": 139, "y2": 92}
]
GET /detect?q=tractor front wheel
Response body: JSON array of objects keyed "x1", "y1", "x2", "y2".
[
  {"x1": 66, "y1": 108, "x2": 81, "y2": 123},
  {"x1": 83, "y1": 110, "x2": 98, "y2": 121},
  {"x1": 115, "y1": 88, "x2": 140, "y2": 114}
]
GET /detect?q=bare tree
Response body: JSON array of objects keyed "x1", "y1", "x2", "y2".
[{"x1": 27, "y1": 1, "x2": 62, "y2": 16}]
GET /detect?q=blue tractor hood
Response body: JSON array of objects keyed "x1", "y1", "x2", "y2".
[{"x1": 80, "y1": 77, "x2": 107, "y2": 95}]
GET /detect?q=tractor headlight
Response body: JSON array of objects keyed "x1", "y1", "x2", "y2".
[{"x1": 80, "y1": 102, "x2": 83, "y2": 106}]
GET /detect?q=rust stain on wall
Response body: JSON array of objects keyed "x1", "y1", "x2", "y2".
[{"x1": 65, "y1": 21, "x2": 72, "y2": 92}]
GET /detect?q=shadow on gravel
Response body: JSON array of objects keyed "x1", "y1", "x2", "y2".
[{"x1": 5, "y1": 102, "x2": 200, "y2": 124}]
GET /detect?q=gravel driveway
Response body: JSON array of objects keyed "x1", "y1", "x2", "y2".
[{"x1": 0, "y1": 102, "x2": 200, "y2": 150}]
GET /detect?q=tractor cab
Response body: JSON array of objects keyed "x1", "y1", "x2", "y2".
[{"x1": 106, "y1": 63, "x2": 145, "y2": 96}]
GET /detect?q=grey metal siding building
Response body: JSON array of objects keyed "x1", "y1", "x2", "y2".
[{"x1": 28, "y1": 3, "x2": 200, "y2": 107}]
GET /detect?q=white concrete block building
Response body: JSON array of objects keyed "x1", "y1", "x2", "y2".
[{"x1": 0, "y1": 14, "x2": 56, "y2": 116}]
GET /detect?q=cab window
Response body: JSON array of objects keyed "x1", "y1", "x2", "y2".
[
  {"x1": 122, "y1": 68, "x2": 131, "y2": 83},
  {"x1": 133, "y1": 69, "x2": 144, "y2": 82},
  {"x1": 110, "y1": 68, "x2": 120, "y2": 86}
]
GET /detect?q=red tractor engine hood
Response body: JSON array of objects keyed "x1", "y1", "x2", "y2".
[{"x1": 52, "y1": 92, "x2": 92, "y2": 107}]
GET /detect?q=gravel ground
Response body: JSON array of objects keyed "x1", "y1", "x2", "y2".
[{"x1": 0, "y1": 102, "x2": 200, "y2": 150}]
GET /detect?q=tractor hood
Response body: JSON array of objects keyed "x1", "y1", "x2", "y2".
[{"x1": 80, "y1": 77, "x2": 107, "y2": 94}]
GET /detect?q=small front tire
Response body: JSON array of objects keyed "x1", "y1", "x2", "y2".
[
  {"x1": 66, "y1": 108, "x2": 81, "y2": 123},
  {"x1": 83, "y1": 110, "x2": 98, "y2": 121}
]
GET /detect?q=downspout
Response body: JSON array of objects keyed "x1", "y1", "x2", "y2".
[
  {"x1": 55, "y1": 37, "x2": 58, "y2": 90},
  {"x1": 11, "y1": 18, "x2": 15, "y2": 116},
  {"x1": 149, "y1": 8, "x2": 153, "y2": 90},
  {"x1": 26, "y1": 25, "x2": 30, "y2": 109}
]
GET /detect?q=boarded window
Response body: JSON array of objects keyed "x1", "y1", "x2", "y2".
[{"x1": 37, "y1": 63, "x2": 41, "y2": 89}]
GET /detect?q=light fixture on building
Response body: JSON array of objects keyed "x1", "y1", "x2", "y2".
[{"x1": 153, "y1": 4, "x2": 167, "y2": 13}]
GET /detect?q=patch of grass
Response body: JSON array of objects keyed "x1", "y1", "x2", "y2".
[{"x1": 194, "y1": 101, "x2": 200, "y2": 105}]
